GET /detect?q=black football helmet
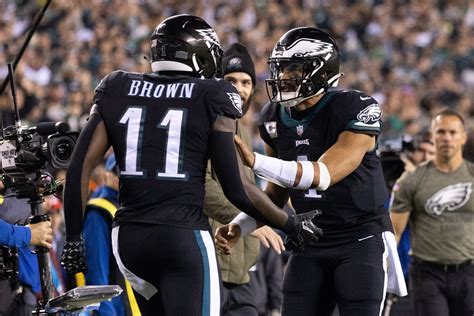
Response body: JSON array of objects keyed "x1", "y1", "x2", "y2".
[
  {"x1": 150, "y1": 14, "x2": 223, "y2": 79},
  {"x1": 266, "y1": 27, "x2": 343, "y2": 108}
]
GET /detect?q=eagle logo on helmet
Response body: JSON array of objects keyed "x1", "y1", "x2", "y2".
[
  {"x1": 195, "y1": 29, "x2": 220, "y2": 46},
  {"x1": 425, "y1": 182, "x2": 472, "y2": 215},
  {"x1": 273, "y1": 38, "x2": 335, "y2": 59}
]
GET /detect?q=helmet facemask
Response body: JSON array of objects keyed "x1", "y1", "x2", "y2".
[
  {"x1": 265, "y1": 27, "x2": 343, "y2": 108},
  {"x1": 266, "y1": 57, "x2": 343, "y2": 108},
  {"x1": 266, "y1": 58, "x2": 324, "y2": 108}
]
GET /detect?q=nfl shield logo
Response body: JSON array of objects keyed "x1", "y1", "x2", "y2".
[{"x1": 296, "y1": 125, "x2": 304, "y2": 136}]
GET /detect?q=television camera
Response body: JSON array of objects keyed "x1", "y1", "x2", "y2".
[
  {"x1": 0, "y1": 1, "x2": 122, "y2": 311},
  {"x1": 379, "y1": 134, "x2": 431, "y2": 191}
]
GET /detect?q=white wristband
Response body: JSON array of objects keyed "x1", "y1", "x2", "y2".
[
  {"x1": 230, "y1": 212, "x2": 257, "y2": 237},
  {"x1": 294, "y1": 160, "x2": 315, "y2": 190},
  {"x1": 252, "y1": 152, "x2": 298, "y2": 188},
  {"x1": 316, "y1": 162, "x2": 331, "y2": 191}
]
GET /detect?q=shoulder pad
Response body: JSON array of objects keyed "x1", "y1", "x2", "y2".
[
  {"x1": 94, "y1": 70, "x2": 129, "y2": 94},
  {"x1": 207, "y1": 79, "x2": 243, "y2": 120},
  {"x1": 257, "y1": 102, "x2": 278, "y2": 126},
  {"x1": 340, "y1": 90, "x2": 382, "y2": 134},
  {"x1": 330, "y1": 89, "x2": 376, "y2": 103}
]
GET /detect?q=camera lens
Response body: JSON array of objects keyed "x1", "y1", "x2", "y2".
[
  {"x1": 55, "y1": 139, "x2": 72, "y2": 161},
  {"x1": 46, "y1": 132, "x2": 78, "y2": 169}
]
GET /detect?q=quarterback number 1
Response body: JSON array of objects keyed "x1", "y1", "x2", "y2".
[
  {"x1": 119, "y1": 107, "x2": 187, "y2": 179},
  {"x1": 297, "y1": 155, "x2": 322, "y2": 199}
]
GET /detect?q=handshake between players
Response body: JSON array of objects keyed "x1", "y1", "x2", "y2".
[
  {"x1": 215, "y1": 135, "x2": 323, "y2": 254},
  {"x1": 215, "y1": 210, "x2": 323, "y2": 254}
]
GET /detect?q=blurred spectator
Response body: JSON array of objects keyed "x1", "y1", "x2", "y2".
[
  {"x1": 382, "y1": 132, "x2": 435, "y2": 315},
  {"x1": 390, "y1": 109, "x2": 474, "y2": 316},
  {"x1": 22, "y1": 46, "x2": 51, "y2": 87},
  {"x1": 205, "y1": 42, "x2": 284, "y2": 316},
  {"x1": 463, "y1": 127, "x2": 474, "y2": 162}
]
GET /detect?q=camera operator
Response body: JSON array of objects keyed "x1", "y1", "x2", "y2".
[
  {"x1": 398, "y1": 132, "x2": 435, "y2": 173},
  {"x1": 0, "y1": 218, "x2": 52, "y2": 249},
  {"x1": 0, "y1": 180, "x2": 53, "y2": 316},
  {"x1": 381, "y1": 132, "x2": 435, "y2": 315}
]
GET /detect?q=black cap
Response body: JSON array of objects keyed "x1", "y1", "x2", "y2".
[{"x1": 221, "y1": 43, "x2": 256, "y2": 86}]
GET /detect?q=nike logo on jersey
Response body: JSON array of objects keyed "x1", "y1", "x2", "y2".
[
  {"x1": 360, "y1": 95, "x2": 371, "y2": 101},
  {"x1": 425, "y1": 182, "x2": 472, "y2": 215},
  {"x1": 358, "y1": 235, "x2": 374, "y2": 241}
]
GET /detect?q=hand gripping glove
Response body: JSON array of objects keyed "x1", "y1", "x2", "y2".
[
  {"x1": 285, "y1": 210, "x2": 323, "y2": 252},
  {"x1": 60, "y1": 239, "x2": 88, "y2": 274}
]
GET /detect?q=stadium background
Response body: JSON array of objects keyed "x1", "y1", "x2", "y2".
[{"x1": 0, "y1": 0, "x2": 473, "y2": 313}]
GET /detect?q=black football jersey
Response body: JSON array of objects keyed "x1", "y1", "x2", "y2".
[
  {"x1": 258, "y1": 90, "x2": 392, "y2": 246},
  {"x1": 94, "y1": 71, "x2": 242, "y2": 230}
]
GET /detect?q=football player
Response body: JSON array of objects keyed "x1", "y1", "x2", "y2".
[
  {"x1": 59, "y1": 15, "x2": 321, "y2": 315},
  {"x1": 217, "y1": 27, "x2": 406, "y2": 315}
]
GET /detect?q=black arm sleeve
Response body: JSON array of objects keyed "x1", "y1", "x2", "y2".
[
  {"x1": 63, "y1": 113, "x2": 103, "y2": 240},
  {"x1": 208, "y1": 118, "x2": 292, "y2": 233}
]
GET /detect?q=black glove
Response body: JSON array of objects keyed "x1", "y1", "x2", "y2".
[
  {"x1": 60, "y1": 239, "x2": 87, "y2": 274},
  {"x1": 285, "y1": 210, "x2": 323, "y2": 252}
]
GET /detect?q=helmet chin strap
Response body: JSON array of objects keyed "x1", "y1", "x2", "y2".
[
  {"x1": 327, "y1": 73, "x2": 344, "y2": 87},
  {"x1": 280, "y1": 72, "x2": 344, "y2": 108},
  {"x1": 280, "y1": 94, "x2": 318, "y2": 108}
]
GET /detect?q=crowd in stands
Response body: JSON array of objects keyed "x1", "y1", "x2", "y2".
[{"x1": 1, "y1": 0, "x2": 472, "y2": 139}]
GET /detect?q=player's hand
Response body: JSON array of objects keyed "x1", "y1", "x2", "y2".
[
  {"x1": 286, "y1": 210, "x2": 323, "y2": 252},
  {"x1": 215, "y1": 224, "x2": 241, "y2": 255},
  {"x1": 234, "y1": 135, "x2": 255, "y2": 168},
  {"x1": 28, "y1": 221, "x2": 53, "y2": 249},
  {"x1": 60, "y1": 239, "x2": 88, "y2": 274},
  {"x1": 250, "y1": 225, "x2": 285, "y2": 254}
]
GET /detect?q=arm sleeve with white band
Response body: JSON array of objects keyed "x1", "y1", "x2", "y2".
[
  {"x1": 208, "y1": 117, "x2": 294, "y2": 234},
  {"x1": 252, "y1": 153, "x2": 330, "y2": 191}
]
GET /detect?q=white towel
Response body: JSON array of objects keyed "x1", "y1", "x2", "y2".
[{"x1": 383, "y1": 231, "x2": 408, "y2": 297}]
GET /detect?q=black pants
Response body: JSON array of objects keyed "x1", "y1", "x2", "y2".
[
  {"x1": 0, "y1": 280, "x2": 36, "y2": 316},
  {"x1": 282, "y1": 233, "x2": 387, "y2": 316},
  {"x1": 112, "y1": 224, "x2": 221, "y2": 316},
  {"x1": 221, "y1": 281, "x2": 258, "y2": 316},
  {"x1": 410, "y1": 258, "x2": 474, "y2": 316}
]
